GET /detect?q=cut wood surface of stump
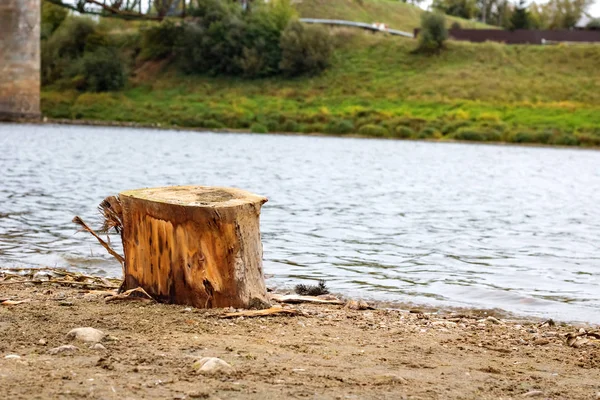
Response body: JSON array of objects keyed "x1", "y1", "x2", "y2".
[{"x1": 120, "y1": 186, "x2": 269, "y2": 309}]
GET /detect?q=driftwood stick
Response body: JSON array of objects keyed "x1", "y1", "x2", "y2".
[{"x1": 72, "y1": 216, "x2": 125, "y2": 272}]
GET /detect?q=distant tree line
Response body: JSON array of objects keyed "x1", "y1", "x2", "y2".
[{"x1": 432, "y1": 0, "x2": 596, "y2": 29}]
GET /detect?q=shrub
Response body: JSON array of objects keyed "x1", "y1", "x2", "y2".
[
  {"x1": 450, "y1": 21, "x2": 462, "y2": 30},
  {"x1": 417, "y1": 12, "x2": 448, "y2": 53},
  {"x1": 325, "y1": 119, "x2": 354, "y2": 134},
  {"x1": 76, "y1": 48, "x2": 127, "y2": 92},
  {"x1": 240, "y1": 0, "x2": 296, "y2": 77},
  {"x1": 358, "y1": 124, "x2": 389, "y2": 137},
  {"x1": 41, "y1": 0, "x2": 68, "y2": 40},
  {"x1": 42, "y1": 17, "x2": 98, "y2": 85},
  {"x1": 441, "y1": 120, "x2": 470, "y2": 135},
  {"x1": 201, "y1": 119, "x2": 226, "y2": 129},
  {"x1": 279, "y1": 21, "x2": 333, "y2": 76},
  {"x1": 452, "y1": 128, "x2": 501, "y2": 142},
  {"x1": 576, "y1": 132, "x2": 600, "y2": 146},
  {"x1": 510, "y1": 131, "x2": 551, "y2": 144},
  {"x1": 550, "y1": 134, "x2": 579, "y2": 146},
  {"x1": 281, "y1": 119, "x2": 300, "y2": 132},
  {"x1": 140, "y1": 20, "x2": 184, "y2": 60},
  {"x1": 176, "y1": 0, "x2": 298, "y2": 77},
  {"x1": 303, "y1": 123, "x2": 325, "y2": 133},
  {"x1": 394, "y1": 126, "x2": 414, "y2": 138},
  {"x1": 418, "y1": 127, "x2": 438, "y2": 139},
  {"x1": 587, "y1": 18, "x2": 600, "y2": 29},
  {"x1": 250, "y1": 123, "x2": 268, "y2": 133},
  {"x1": 176, "y1": 1, "x2": 246, "y2": 75}
]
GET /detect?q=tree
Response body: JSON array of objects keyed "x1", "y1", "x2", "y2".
[
  {"x1": 529, "y1": 0, "x2": 594, "y2": 29},
  {"x1": 417, "y1": 12, "x2": 448, "y2": 53},
  {"x1": 588, "y1": 18, "x2": 600, "y2": 29},
  {"x1": 44, "y1": 0, "x2": 182, "y2": 20},
  {"x1": 432, "y1": 0, "x2": 478, "y2": 19},
  {"x1": 510, "y1": 0, "x2": 532, "y2": 29}
]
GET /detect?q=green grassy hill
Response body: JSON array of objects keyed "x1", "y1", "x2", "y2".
[
  {"x1": 41, "y1": 0, "x2": 600, "y2": 147},
  {"x1": 43, "y1": 30, "x2": 600, "y2": 146},
  {"x1": 295, "y1": 0, "x2": 492, "y2": 31}
]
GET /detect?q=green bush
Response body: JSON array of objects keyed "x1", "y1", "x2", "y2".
[
  {"x1": 250, "y1": 123, "x2": 269, "y2": 133},
  {"x1": 587, "y1": 18, "x2": 600, "y2": 29},
  {"x1": 510, "y1": 130, "x2": 552, "y2": 144},
  {"x1": 441, "y1": 120, "x2": 470, "y2": 135},
  {"x1": 281, "y1": 119, "x2": 300, "y2": 132},
  {"x1": 576, "y1": 132, "x2": 600, "y2": 146},
  {"x1": 394, "y1": 126, "x2": 414, "y2": 138},
  {"x1": 176, "y1": 0, "x2": 296, "y2": 78},
  {"x1": 76, "y1": 48, "x2": 127, "y2": 92},
  {"x1": 358, "y1": 124, "x2": 389, "y2": 137},
  {"x1": 550, "y1": 134, "x2": 579, "y2": 146},
  {"x1": 240, "y1": 0, "x2": 296, "y2": 77},
  {"x1": 177, "y1": 1, "x2": 246, "y2": 75},
  {"x1": 42, "y1": 17, "x2": 107, "y2": 86},
  {"x1": 41, "y1": 0, "x2": 68, "y2": 40},
  {"x1": 279, "y1": 21, "x2": 333, "y2": 76},
  {"x1": 325, "y1": 119, "x2": 354, "y2": 134},
  {"x1": 417, "y1": 12, "x2": 448, "y2": 53},
  {"x1": 140, "y1": 20, "x2": 184, "y2": 60},
  {"x1": 303, "y1": 123, "x2": 325, "y2": 133},
  {"x1": 418, "y1": 127, "x2": 438, "y2": 139},
  {"x1": 201, "y1": 119, "x2": 226, "y2": 129},
  {"x1": 451, "y1": 128, "x2": 501, "y2": 142}
]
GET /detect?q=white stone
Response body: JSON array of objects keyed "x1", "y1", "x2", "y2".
[
  {"x1": 48, "y1": 345, "x2": 79, "y2": 355},
  {"x1": 67, "y1": 327, "x2": 105, "y2": 343},
  {"x1": 4, "y1": 354, "x2": 21, "y2": 359},
  {"x1": 90, "y1": 343, "x2": 106, "y2": 351},
  {"x1": 193, "y1": 357, "x2": 233, "y2": 374}
]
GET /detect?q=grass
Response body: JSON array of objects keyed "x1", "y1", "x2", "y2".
[
  {"x1": 296, "y1": 0, "x2": 494, "y2": 30},
  {"x1": 41, "y1": 11, "x2": 600, "y2": 147}
]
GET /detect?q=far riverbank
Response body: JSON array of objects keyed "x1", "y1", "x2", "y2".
[{"x1": 15, "y1": 118, "x2": 600, "y2": 152}]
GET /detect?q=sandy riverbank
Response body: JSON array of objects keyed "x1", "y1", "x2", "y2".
[{"x1": 1, "y1": 278, "x2": 599, "y2": 400}]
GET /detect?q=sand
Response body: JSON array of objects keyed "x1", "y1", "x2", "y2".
[{"x1": 0, "y1": 281, "x2": 599, "y2": 400}]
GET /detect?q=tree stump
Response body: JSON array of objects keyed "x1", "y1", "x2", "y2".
[{"x1": 119, "y1": 186, "x2": 269, "y2": 309}]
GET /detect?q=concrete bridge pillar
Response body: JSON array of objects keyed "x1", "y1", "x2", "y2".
[{"x1": 0, "y1": 0, "x2": 40, "y2": 120}]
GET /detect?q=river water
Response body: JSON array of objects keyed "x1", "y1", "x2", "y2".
[{"x1": 1, "y1": 124, "x2": 599, "y2": 323}]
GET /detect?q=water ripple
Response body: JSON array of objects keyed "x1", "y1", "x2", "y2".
[{"x1": 1, "y1": 123, "x2": 599, "y2": 323}]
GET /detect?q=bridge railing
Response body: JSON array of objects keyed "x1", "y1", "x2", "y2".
[{"x1": 299, "y1": 18, "x2": 414, "y2": 39}]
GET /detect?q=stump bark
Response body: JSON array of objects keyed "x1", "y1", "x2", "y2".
[{"x1": 120, "y1": 186, "x2": 269, "y2": 309}]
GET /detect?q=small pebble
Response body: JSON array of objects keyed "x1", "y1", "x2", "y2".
[
  {"x1": 38, "y1": 339, "x2": 47, "y2": 346},
  {"x1": 67, "y1": 327, "x2": 105, "y2": 343},
  {"x1": 192, "y1": 357, "x2": 233, "y2": 375},
  {"x1": 4, "y1": 354, "x2": 21, "y2": 359},
  {"x1": 523, "y1": 390, "x2": 544, "y2": 397},
  {"x1": 90, "y1": 343, "x2": 106, "y2": 351},
  {"x1": 48, "y1": 345, "x2": 79, "y2": 355},
  {"x1": 59, "y1": 301, "x2": 74, "y2": 307},
  {"x1": 486, "y1": 316, "x2": 502, "y2": 324}
]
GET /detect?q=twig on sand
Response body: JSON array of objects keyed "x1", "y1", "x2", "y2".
[{"x1": 221, "y1": 307, "x2": 301, "y2": 318}]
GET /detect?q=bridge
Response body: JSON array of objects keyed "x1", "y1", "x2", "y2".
[{"x1": 0, "y1": 0, "x2": 40, "y2": 120}]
